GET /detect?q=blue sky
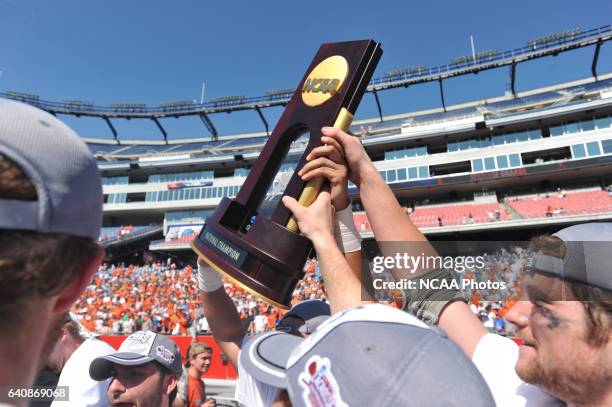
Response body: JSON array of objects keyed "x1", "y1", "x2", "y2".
[{"x1": 1, "y1": 0, "x2": 611, "y2": 141}]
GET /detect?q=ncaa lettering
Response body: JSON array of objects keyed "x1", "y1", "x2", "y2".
[{"x1": 302, "y1": 78, "x2": 341, "y2": 95}]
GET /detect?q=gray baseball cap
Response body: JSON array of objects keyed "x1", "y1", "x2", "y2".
[
  {"x1": 0, "y1": 98, "x2": 102, "y2": 240},
  {"x1": 242, "y1": 304, "x2": 495, "y2": 406},
  {"x1": 532, "y1": 222, "x2": 612, "y2": 292},
  {"x1": 89, "y1": 331, "x2": 182, "y2": 380}
]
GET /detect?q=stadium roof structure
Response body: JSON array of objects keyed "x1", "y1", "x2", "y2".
[{"x1": 1, "y1": 25, "x2": 611, "y2": 143}]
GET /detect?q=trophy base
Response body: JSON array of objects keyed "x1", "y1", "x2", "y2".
[
  {"x1": 193, "y1": 243, "x2": 292, "y2": 310},
  {"x1": 192, "y1": 200, "x2": 313, "y2": 309}
]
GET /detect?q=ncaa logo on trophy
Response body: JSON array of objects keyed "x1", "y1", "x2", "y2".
[{"x1": 301, "y1": 55, "x2": 349, "y2": 106}]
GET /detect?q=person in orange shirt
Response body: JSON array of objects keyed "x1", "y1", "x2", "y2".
[{"x1": 180, "y1": 342, "x2": 215, "y2": 407}]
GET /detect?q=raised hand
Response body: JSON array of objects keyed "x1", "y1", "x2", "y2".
[
  {"x1": 298, "y1": 142, "x2": 349, "y2": 210},
  {"x1": 320, "y1": 127, "x2": 374, "y2": 187},
  {"x1": 282, "y1": 189, "x2": 335, "y2": 246}
]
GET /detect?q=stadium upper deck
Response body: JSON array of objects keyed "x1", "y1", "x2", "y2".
[
  {"x1": 78, "y1": 75, "x2": 612, "y2": 160},
  {"x1": 94, "y1": 72, "x2": 612, "y2": 245}
]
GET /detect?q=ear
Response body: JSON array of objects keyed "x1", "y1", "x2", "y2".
[{"x1": 52, "y1": 247, "x2": 105, "y2": 313}]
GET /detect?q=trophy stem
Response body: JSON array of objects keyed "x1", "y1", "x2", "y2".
[{"x1": 286, "y1": 108, "x2": 354, "y2": 232}]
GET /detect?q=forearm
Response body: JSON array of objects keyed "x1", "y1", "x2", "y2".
[
  {"x1": 322, "y1": 128, "x2": 486, "y2": 356},
  {"x1": 200, "y1": 289, "x2": 243, "y2": 369},
  {"x1": 358, "y1": 163, "x2": 486, "y2": 355},
  {"x1": 313, "y1": 235, "x2": 365, "y2": 314},
  {"x1": 437, "y1": 301, "x2": 487, "y2": 358},
  {"x1": 344, "y1": 250, "x2": 362, "y2": 281},
  {"x1": 200, "y1": 288, "x2": 244, "y2": 339},
  {"x1": 399, "y1": 266, "x2": 486, "y2": 358},
  {"x1": 198, "y1": 263, "x2": 244, "y2": 369},
  {"x1": 358, "y1": 163, "x2": 428, "y2": 243},
  {"x1": 358, "y1": 163, "x2": 438, "y2": 279}
]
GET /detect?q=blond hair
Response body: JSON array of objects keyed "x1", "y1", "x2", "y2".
[{"x1": 188, "y1": 342, "x2": 212, "y2": 361}]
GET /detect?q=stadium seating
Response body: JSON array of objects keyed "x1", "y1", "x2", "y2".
[
  {"x1": 409, "y1": 203, "x2": 508, "y2": 228},
  {"x1": 73, "y1": 250, "x2": 524, "y2": 337},
  {"x1": 353, "y1": 203, "x2": 509, "y2": 230},
  {"x1": 352, "y1": 212, "x2": 372, "y2": 232},
  {"x1": 166, "y1": 233, "x2": 198, "y2": 244},
  {"x1": 505, "y1": 189, "x2": 612, "y2": 219}
]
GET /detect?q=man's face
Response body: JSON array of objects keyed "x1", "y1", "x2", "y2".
[
  {"x1": 190, "y1": 351, "x2": 212, "y2": 374},
  {"x1": 107, "y1": 362, "x2": 176, "y2": 407},
  {"x1": 505, "y1": 273, "x2": 611, "y2": 404}
]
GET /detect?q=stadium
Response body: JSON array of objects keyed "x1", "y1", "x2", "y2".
[{"x1": 2, "y1": 19, "x2": 612, "y2": 406}]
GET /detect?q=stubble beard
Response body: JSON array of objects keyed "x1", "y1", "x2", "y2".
[{"x1": 516, "y1": 348, "x2": 611, "y2": 405}]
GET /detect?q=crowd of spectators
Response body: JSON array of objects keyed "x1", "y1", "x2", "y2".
[
  {"x1": 71, "y1": 258, "x2": 327, "y2": 336},
  {"x1": 72, "y1": 246, "x2": 528, "y2": 338},
  {"x1": 462, "y1": 249, "x2": 527, "y2": 336}
]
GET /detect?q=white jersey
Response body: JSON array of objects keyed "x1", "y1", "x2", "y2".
[
  {"x1": 51, "y1": 338, "x2": 115, "y2": 407},
  {"x1": 235, "y1": 337, "x2": 280, "y2": 407},
  {"x1": 472, "y1": 334, "x2": 564, "y2": 407}
]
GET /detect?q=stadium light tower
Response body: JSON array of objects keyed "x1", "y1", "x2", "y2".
[{"x1": 200, "y1": 82, "x2": 206, "y2": 104}]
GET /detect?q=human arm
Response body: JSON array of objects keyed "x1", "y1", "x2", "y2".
[
  {"x1": 248, "y1": 319, "x2": 254, "y2": 336},
  {"x1": 318, "y1": 127, "x2": 436, "y2": 271},
  {"x1": 437, "y1": 301, "x2": 487, "y2": 358},
  {"x1": 298, "y1": 143, "x2": 362, "y2": 280},
  {"x1": 198, "y1": 260, "x2": 243, "y2": 370},
  {"x1": 320, "y1": 127, "x2": 487, "y2": 357},
  {"x1": 282, "y1": 190, "x2": 367, "y2": 314}
]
